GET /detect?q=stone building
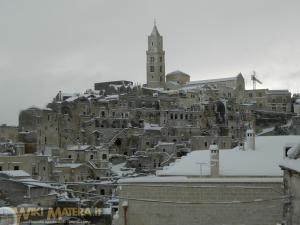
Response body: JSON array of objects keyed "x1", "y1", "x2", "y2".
[
  {"x1": 293, "y1": 97, "x2": 300, "y2": 115},
  {"x1": 117, "y1": 135, "x2": 300, "y2": 225},
  {"x1": 0, "y1": 171, "x2": 57, "y2": 207},
  {"x1": 0, "y1": 124, "x2": 18, "y2": 142},
  {"x1": 280, "y1": 143, "x2": 300, "y2": 225},
  {"x1": 245, "y1": 89, "x2": 292, "y2": 113},
  {"x1": 0, "y1": 154, "x2": 51, "y2": 181},
  {"x1": 94, "y1": 80, "x2": 133, "y2": 95}
]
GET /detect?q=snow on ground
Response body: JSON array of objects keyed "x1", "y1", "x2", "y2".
[{"x1": 111, "y1": 162, "x2": 135, "y2": 177}]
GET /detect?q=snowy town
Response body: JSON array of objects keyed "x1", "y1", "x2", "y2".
[{"x1": 1, "y1": 17, "x2": 300, "y2": 225}]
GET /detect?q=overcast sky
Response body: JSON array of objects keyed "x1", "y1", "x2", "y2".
[{"x1": 1, "y1": 0, "x2": 300, "y2": 125}]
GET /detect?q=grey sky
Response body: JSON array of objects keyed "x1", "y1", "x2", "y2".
[{"x1": 1, "y1": 0, "x2": 300, "y2": 125}]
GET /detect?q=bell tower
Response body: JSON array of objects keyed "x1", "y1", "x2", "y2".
[{"x1": 146, "y1": 22, "x2": 165, "y2": 88}]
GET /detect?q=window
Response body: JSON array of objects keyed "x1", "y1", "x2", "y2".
[
  {"x1": 100, "y1": 189, "x2": 105, "y2": 195},
  {"x1": 150, "y1": 66, "x2": 154, "y2": 72},
  {"x1": 14, "y1": 166, "x2": 19, "y2": 170},
  {"x1": 43, "y1": 166, "x2": 46, "y2": 171},
  {"x1": 102, "y1": 154, "x2": 107, "y2": 160},
  {"x1": 68, "y1": 155, "x2": 72, "y2": 159},
  {"x1": 204, "y1": 142, "x2": 208, "y2": 148},
  {"x1": 150, "y1": 57, "x2": 154, "y2": 62},
  {"x1": 0, "y1": 166, "x2": 2, "y2": 171},
  {"x1": 160, "y1": 57, "x2": 162, "y2": 62},
  {"x1": 160, "y1": 66, "x2": 162, "y2": 72},
  {"x1": 90, "y1": 155, "x2": 94, "y2": 160}
]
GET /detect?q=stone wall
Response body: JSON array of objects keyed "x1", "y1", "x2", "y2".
[
  {"x1": 284, "y1": 171, "x2": 300, "y2": 225},
  {"x1": 118, "y1": 179, "x2": 283, "y2": 225},
  {"x1": 191, "y1": 136, "x2": 233, "y2": 150},
  {"x1": 0, "y1": 124, "x2": 18, "y2": 142},
  {"x1": 0, "y1": 154, "x2": 51, "y2": 181}
]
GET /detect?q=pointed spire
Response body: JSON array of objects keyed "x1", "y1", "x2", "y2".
[{"x1": 151, "y1": 19, "x2": 160, "y2": 36}]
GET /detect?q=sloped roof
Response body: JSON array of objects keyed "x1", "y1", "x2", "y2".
[
  {"x1": 150, "y1": 24, "x2": 160, "y2": 36},
  {"x1": 0, "y1": 170, "x2": 31, "y2": 178}
]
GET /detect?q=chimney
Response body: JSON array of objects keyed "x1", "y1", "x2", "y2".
[
  {"x1": 246, "y1": 129, "x2": 255, "y2": 150},
  {"x1": 209, "y1": 144, "x2": 219, "y2": 177}
]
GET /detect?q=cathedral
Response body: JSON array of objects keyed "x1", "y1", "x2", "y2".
[{"x1": 145, "y1": 23, "x2": 245, "y2": 94}]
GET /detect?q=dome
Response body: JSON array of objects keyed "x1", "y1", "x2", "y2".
[
  {"x1": 166, "y1": 70, "x2": 190, "y2": 77},
  {"x1": 166, "y1": 70, "x2": 190, "y2": 85}
]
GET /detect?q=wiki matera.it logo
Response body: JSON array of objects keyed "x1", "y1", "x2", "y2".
[
  {"x1": 0, "y1": 207, "x2": 17, "y2": 225},
  {"x1": 0, "y1": 206, "x2": 103, "y2": 225}
]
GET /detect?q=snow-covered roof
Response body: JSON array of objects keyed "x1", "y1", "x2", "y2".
[
  {"x1": 55, "y1": 163, "x2": 83, "y2": 169},
  {"x1": 155, "y1": 141, "x2": 175, "y2": 146},
  {"x1": 257, "y1": 127, "x2": 275, "y2": 136},
  {"x1": 0, "y1": 170, "x2": 31, "y2": 178},
  {"x1": 187, "y1": 76, "x2": 238, "y2": 86},
  {"x1": 19, "y1": 178, "x2": 56, "y2": 188},
  {"x1": 142, "y1": 87, "x2": 165, "y2": 92},
  {"x1": 266, "y1": 90, "x2": 290, "y2": 95},
  {"x1": 119, "y1": 176, "x2": 282, "y2": 183},
  {"x1": 66, "y1": 145, "x2": 93, "y2": 151},
  {"x1": 157, "y1": 136, "x2": 300, "y2": 177},
  {"x1": 279, "y1": 142, "x2": 300, "y2": 173},
  {"x1": 287, "y1": 142, "x2": 300, "y2": 159},
  {"x1": 144, "y1": 123, "x2": 162, "y2": 131},
  {"x1": 65, "y1": 95, "x2": 80, "y2": 102},
  {"x1": 105, "y1": 95, "x2": 119, "y2": 100},
  {"x1": 280, "y1": 159, "x2": 300, "y2": 173},
  {"x1": 111, "y1": 162, "x2": 135, "y2": 177}
]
